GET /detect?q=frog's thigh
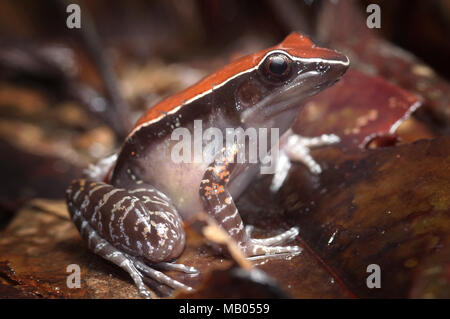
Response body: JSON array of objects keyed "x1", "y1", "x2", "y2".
[{"x1": 66, "y1": 179, "x2": 194, "y2": 297}]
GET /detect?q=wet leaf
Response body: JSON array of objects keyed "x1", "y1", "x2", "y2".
[
  {"x1": 238, "y1": 136, "x2": 450, "y2": 298},
  {"x1": 0, "y1": 200, "x2": 147, "y2": 298},
  {"x1": 0, "y1": 200, "x2": 246, "y2": 298},
  {"x1": 295, "y1": 69, "x2": 421, "y2": 150}
]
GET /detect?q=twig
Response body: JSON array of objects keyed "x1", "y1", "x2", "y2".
[{"x1": 58, "y1": 0, "x2": 132, "y2": 139}]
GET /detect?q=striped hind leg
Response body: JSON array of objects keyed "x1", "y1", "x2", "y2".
[
  {"x1": 66, "y1": 179, "x2": 196, "y2": 298},
  {"x1": 72, "y1": 212, "x2": 151, "y2": 297},
  {"x1": 200, "y1": 146, "x2": 301, "y2": 258}
]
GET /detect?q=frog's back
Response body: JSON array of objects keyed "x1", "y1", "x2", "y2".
[{"x1": 129, "y1": 33, "x2": 326, "y2": 137}]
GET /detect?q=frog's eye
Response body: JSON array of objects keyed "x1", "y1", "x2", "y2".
[{"x1": 261, "y1": 52, "x2": 292, "y2": 82}]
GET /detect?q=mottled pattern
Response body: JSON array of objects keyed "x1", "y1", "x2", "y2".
[
  {"x1": 66, "y1": 180, "x2": 185, "y2": 263},
  {"x1": 66, "y1": 179, "x2": 195, "y2": 298}
]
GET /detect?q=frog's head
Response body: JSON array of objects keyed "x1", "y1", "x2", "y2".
[{"x1": 237, "y1": 33, "x2": 349, "y2": 132}]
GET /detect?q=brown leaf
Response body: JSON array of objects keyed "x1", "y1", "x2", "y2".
[
  {"x1": 294, "y1": 69, "x2": 421, "y2": 150},
  {"x1": 0, "y1": 200, "x2": 251, "y2": 298},
  {"x1": 176, "y1": 267, "x2": 289, "y2": 299},
  {"x1": 238, "y1": 136, "x2": 450, "y2": 298},
  {"x1": 0, "y1": 200, "x2": 142, "y2": 298}
]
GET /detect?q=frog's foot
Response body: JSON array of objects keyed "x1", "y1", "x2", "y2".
[
  {"x1": 83, "y1": 153, "x2": 118, "y2": 181},
  {"x1": 132, "y1": 258, "x2": 195, "y2": 293},
  {"x1": 245, "y1": 225, "x2": 298, "y2": 246},
  {"x1": 154, "y1": 261, "x2": 199, "y2": 274},
  {"x1": 240, "y1": 226, "x2": 302, "y2": 259},
  {"x1": 270, "y1": 131, "x2": 340, "y2": 192},
  {"x1": 284, "y1": 133, "x2": 340, "y2": 173},
  {"x1": 77, "y1": 223, "x2": 194, "y2": 298}
]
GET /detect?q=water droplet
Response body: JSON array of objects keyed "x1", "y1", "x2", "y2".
[{"x1": 328, "y1": 230, "x2": 338, "y2": 245}]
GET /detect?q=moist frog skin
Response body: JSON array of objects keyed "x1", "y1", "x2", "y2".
[{"x1": 66, "y1": 32, "x2": 349, "y2": 298}]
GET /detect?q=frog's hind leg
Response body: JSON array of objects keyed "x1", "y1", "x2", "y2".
[
  {"x1": 66, "y1": 179, "x2": 195, "y2": 298},
  {"x1": 200, "y1": 146, "x2": 301, "y2": 258},
  {"x1": 70, "y1": 211, "x2": 152, "y2": 297}
]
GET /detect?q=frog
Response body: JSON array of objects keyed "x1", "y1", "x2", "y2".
[{"x1": 66, "y1": 32, "x2": 349, "y2": 298}]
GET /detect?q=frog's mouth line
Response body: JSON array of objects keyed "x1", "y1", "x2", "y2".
[
  {"x1": 263, "y1": 72, "x2": 347, "y2": 121},
  {"x1": 241, "y1": 70, "x2": 331, "y2": 124}
]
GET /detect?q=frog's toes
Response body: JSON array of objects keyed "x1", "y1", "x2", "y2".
[
  {"x1": 132, "y1": 258, "x2": 194, "y2": 293},
  {"x1": 284, "y1": 133, "x2": 341, "y2": 173},
  {"x1": 242, "y1": 226, "x2": 302, "y2": 259},
  {"x1": 245, "y1": 225, "x2": 299, "y2": 246},
  {"x1": 270, "y1": 132, "x2": 341, "y2": 192},
  {"x1": 245, "y1": 243, "x2": 302, "y2": 259},
  {"x1": 117, "y1": 257, "x2": 153, "y2": 298},
  {"x1": 270, "y1": 150, "x2": 292, "y2": 192},
  {"x1": 156, "y1": 261, "x2": 199, "y2": 275}
]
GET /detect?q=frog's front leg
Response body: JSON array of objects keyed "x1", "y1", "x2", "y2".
[
  {"x1": 270, "y1": 129, "x2": 341, "y2": 192},
  {"x1": 199, "y1": 145, "x2": 301, "y2": 257},
  {"x1": 66, "y1": 179, "x2": 197, "y2": 298}
]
